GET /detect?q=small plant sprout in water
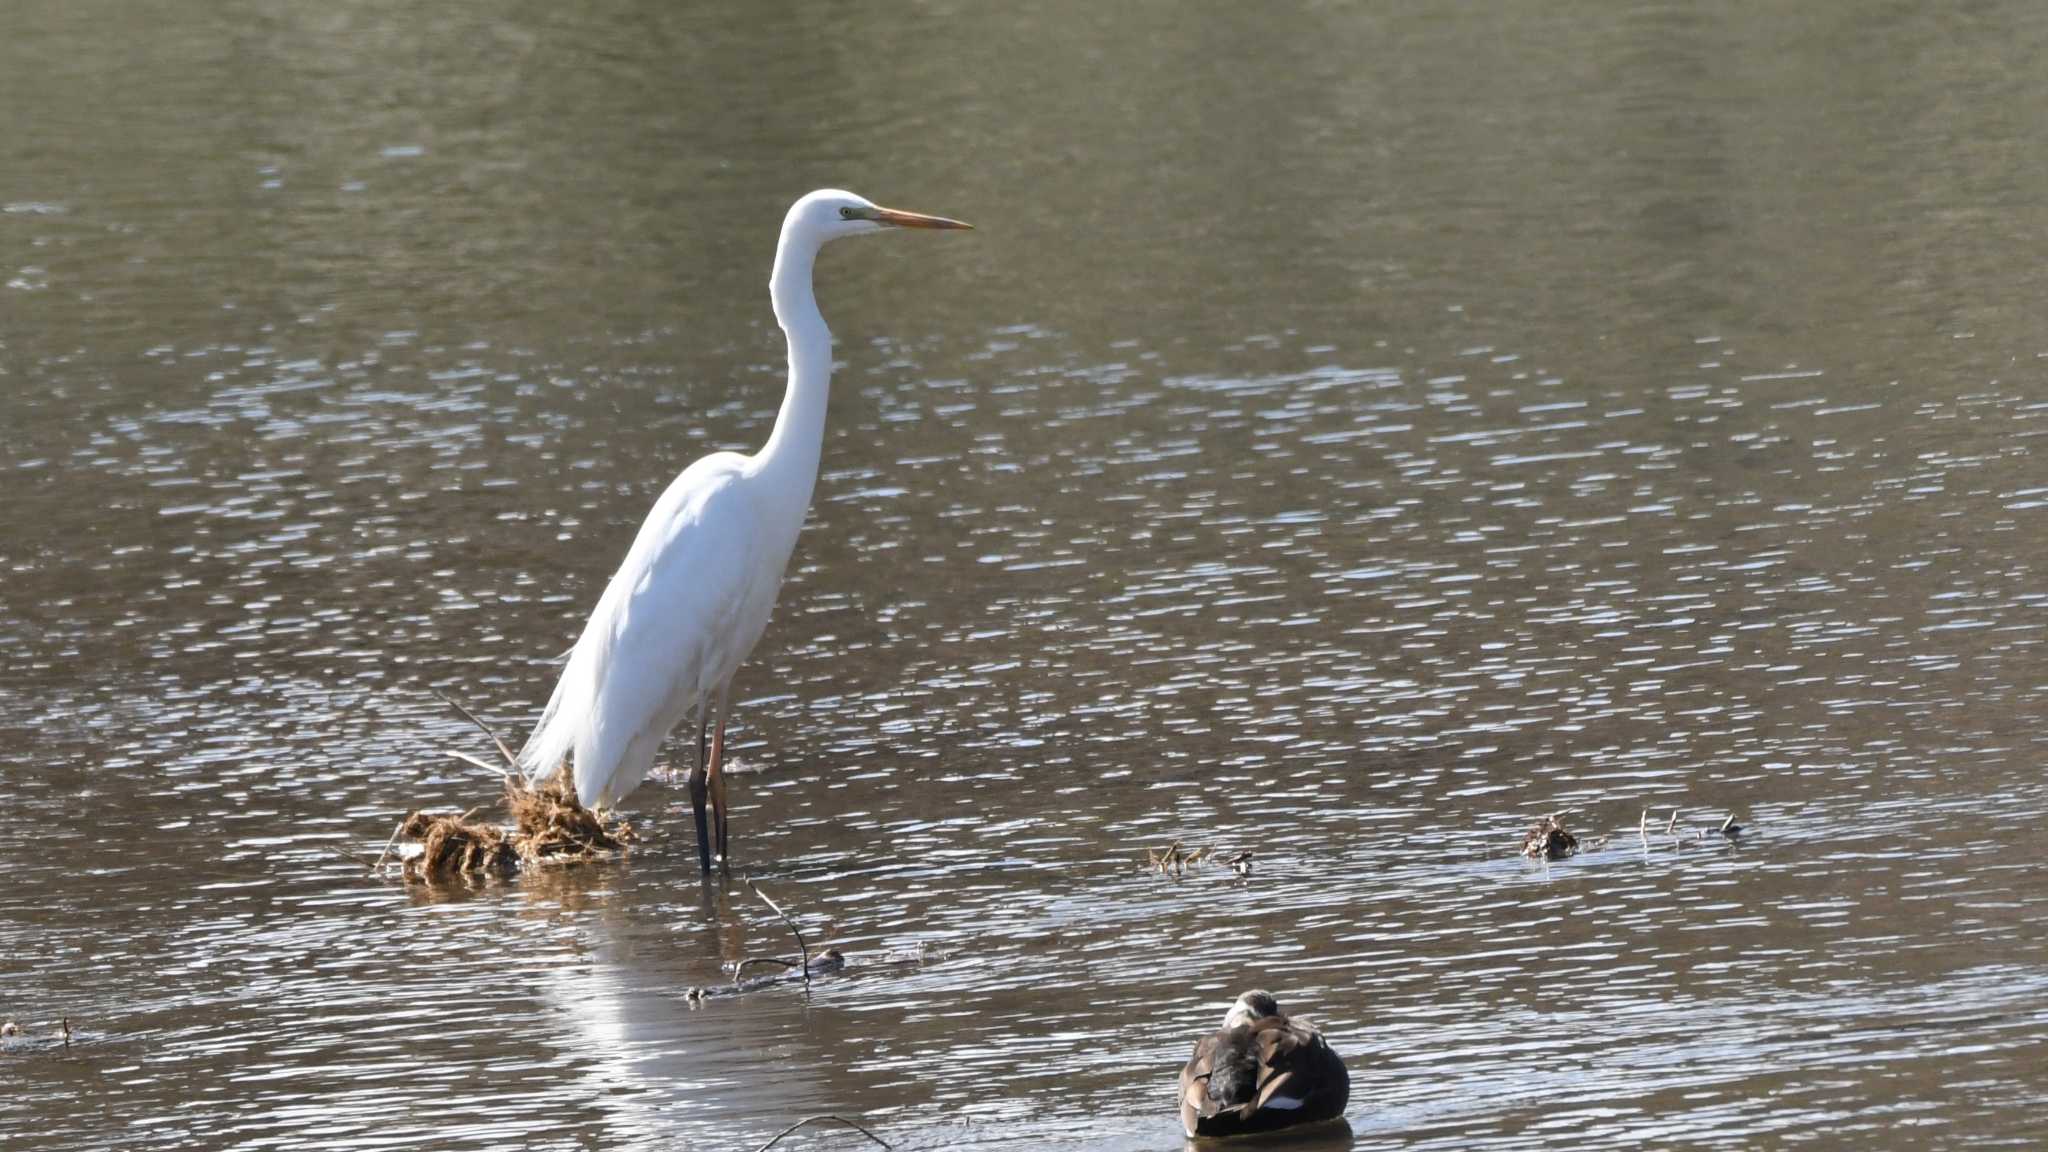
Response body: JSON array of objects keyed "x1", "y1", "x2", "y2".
[{"x1": 1638, "y1": 807, "x2": 1749, "y2": 849}]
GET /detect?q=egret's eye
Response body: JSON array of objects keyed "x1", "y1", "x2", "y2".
[{"x1": 839, "y1": 206, "x2": 856, "y2": 220}]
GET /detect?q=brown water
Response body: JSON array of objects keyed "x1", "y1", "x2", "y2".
[{"x1": 4, "y1": 2, "x2": 2047, "y2": 1148}]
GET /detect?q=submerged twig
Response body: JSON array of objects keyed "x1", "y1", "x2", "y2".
[
  {"x1": 373, "y1": 814, "x2": 409, "y2": 872},
  {"x1": 755, "y1": 1115, "x2": 891, "y2": 1151},
  {"x1": 328, "y1": 844, "x2": 382, "y2": 869},
  {"x1": 732, "y1": 957, "x2": 800, "y2": 986},
  {"x1": 444, "y1": 749, "x2": 510, "y2": 782},
  {"x1": 749, "y1": 880, "x2": 811, "y2": 991},
  {"x1": 432, "y1": 688, "x2": 519, "y2": 772}
]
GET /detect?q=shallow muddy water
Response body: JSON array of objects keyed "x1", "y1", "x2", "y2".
[{"x1": 3, "y1": 2, "x2": 2047, "y2": 1149}]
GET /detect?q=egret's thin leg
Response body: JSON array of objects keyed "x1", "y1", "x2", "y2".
[
  {"x1": 688, "y1": 708, "x2": 712, "y2": 875},
  {"x1": 708, "y1": 682, "x2": 733, "y2": 876}
]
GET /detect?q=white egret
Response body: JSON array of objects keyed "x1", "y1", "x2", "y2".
[{"x1": 518, "y1": 189, "x2": 971, "y2": 874}]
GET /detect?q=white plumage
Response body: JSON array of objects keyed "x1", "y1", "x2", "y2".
[
  {"x1": 519, "y1": 452, "x2": 774, "y2": 810},
  {"x1": 517, "y1": 189, "x2": 971, "y2": 873}
]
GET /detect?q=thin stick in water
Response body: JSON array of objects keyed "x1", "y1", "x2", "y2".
[
  {"x1": 754, "y1": 1115, "x2": 891, "y2": 1152},
  {"x1": 733, "y1": 956, "x2": 800, "y2": 986},
  {"x1": 328, "y1": 845, "x2": 382, "y2": 869},
  {"x1": 372, "y1": 814, "x2": 410, "y2": 872},
  {"x1": 432, "y1": 688, "x2": 520, "y2": 772},
  {"x1": 749, "y1": 879, "x2": 811, "y2": 991},
  {"x1": 444, "y1": 749, "x2": 511, "y2": 782}
]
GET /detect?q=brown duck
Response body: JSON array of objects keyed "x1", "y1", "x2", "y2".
[{"x1": 1178, "y1": 991, "x2": 1350, "y2": 1140}]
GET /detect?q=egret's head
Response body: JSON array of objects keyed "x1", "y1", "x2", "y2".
[
  {"x1": 784, "y1": 188, "x2": 973, "y2": 247},
  {"x1": 1222, "y1": 990, "x2": 1281, "y2": 1030}
]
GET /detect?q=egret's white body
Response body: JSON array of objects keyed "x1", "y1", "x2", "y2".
[
  {"x1": 521, "y1": 448, "x2": 788, "y2": 811},
  {"x1": 517, "y1": 189, "x2": 969, "y2": 870}
]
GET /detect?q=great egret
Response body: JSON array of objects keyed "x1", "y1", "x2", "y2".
[
  {"x1": 518, "y1": 189, "x2": 971, "y2": 874},
  {"x1": 1178, "y1": 991, "x2": 1351, "y2": 1139}
]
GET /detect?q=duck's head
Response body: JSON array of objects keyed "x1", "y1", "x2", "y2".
[{"x1": 1221, "y1": 990, "x2": 1281, "y2": 1030}]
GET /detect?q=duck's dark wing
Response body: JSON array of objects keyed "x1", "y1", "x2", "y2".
[{"x1": 1178, "y1": 1015, "x2": 1349, "y2": 1139}]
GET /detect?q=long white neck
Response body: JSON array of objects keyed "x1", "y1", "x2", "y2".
[{"x1": 755, "y1": 228, "x2": 831, "y2": 514}]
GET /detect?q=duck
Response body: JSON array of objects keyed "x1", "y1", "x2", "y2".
[{"x1": 1178, "y1": 991, "x2": 1350, "y2": 1140}]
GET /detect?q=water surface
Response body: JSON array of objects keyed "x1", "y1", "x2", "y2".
[{"x1": 4, "y1": 2, "x2": 2047, "y2": 1149}]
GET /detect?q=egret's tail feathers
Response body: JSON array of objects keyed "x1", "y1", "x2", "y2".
[{"x1": 516, "y1": 681, "x2": 581, "y2": 791}]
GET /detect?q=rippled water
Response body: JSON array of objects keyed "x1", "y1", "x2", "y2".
[{"x1": 4, "y1": 2, "x2": 2047, "y2": 1149}]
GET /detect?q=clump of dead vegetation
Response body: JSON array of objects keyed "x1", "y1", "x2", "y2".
[
  {"x1": 397, "y1": 804, "x2": 516, "y2": 880},
  {"x1": 505, "y1": 766, "x2": 634, "y2": 864},
  {"x1": 370, "y1": 693, "x2": 634, "y2": 883},
  {"x1": 1520, "y1": 813, "x2": 1584, "y2": 860},
  {"x1": 387, "y1": 768, "x2": 634, "y2": 883}
]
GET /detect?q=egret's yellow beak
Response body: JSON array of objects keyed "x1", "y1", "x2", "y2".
[{"x1": 871, "y1": 205, "x2": 973, "y2": 230}]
